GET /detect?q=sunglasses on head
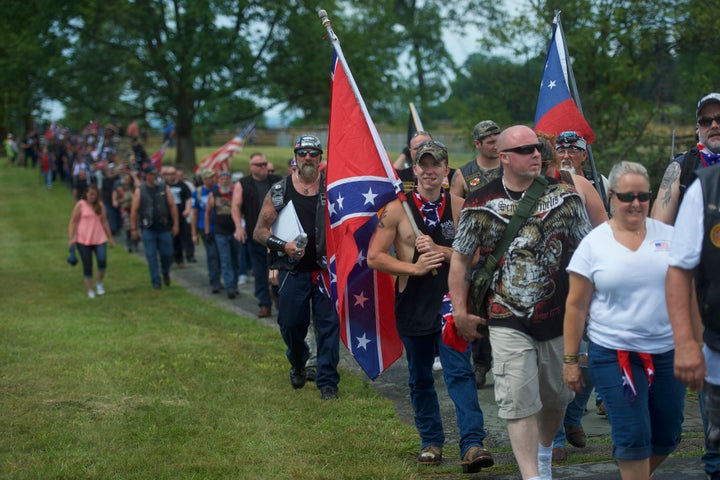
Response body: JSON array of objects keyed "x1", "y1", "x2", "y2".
[
  {"x1": 698, "y1": 115, "x2": 720, "y2": 128},
  {"x1": 296, "y1": 149, "x2": 321, "y2": 158},
  {"x1": 501, "y1": 143, "x2": 543, "y2": 155},
  {"x1": 612, "y1": 191, "x2": 652, "y2": 203},
  {"x1": 557, "y1": 131, "x2": 581, "y2": 143}
]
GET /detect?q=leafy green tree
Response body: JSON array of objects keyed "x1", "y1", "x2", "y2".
[{"x1": 0, "y1": 1, "x2": 72, "y2": 135}]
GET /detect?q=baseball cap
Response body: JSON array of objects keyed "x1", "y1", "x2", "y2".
[
  {"x1": 293, "y1": 135, "x2": 323, "y2": 153},
  {"x1": 143, "y1": 165, "x2": 158, "y2": 174},
  {"x1": 201, "y1": 168, "x2": 215, "y2": 179},
  {"x1": 556, "y1": 131, "x2": 587, "y2": 151},
  {"x1": 218, "y1": 171, "x2": 231, "y2": 178},
  {"x1": 472, "y1": 120, "x2": 500, "y2": 140},
  {"x1": 415, "y1": 140, "x2": 448, "y2": 164},
  {"x1": 697, "y1": 93, "x2": 720, "y2": 118}
]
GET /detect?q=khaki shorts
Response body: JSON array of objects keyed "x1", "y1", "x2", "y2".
[{"x1": 490, "y1": 326, "x2": 573, "y2": 420}]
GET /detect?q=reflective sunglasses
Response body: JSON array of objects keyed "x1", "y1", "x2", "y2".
[
  {"x1": 501, "y1": 143, "x2": 543, "y2": 155},
  {"x1": 296, "y1": 149, "x2": 321, "y2": 158},
  {"x1": 251, "y1": 162, "x2": 268, "y2": 167},
  {"x1": 612, "y1": 191, "x2": 652, "y2": 203},
  {"x1": 698, "y1": 115, "x2": 720, "y2": 128}
]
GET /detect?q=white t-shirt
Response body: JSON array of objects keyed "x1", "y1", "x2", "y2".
[
  {"x1": 668, "y1": 178, "x2": 704, "y2": 269},
  {"x1": 567, "y1": 219, "x2": 674, "y2": 353}
]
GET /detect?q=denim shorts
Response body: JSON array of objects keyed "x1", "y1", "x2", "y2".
[
  {"x1": 490, "y1": 327, "x2": 573, "y2": 419},
  {"x1": 588, "y1": 342, "x2": 685, "y2": 460}
]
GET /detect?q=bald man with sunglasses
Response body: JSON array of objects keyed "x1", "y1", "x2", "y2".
[{"x1": 449, "y1": 125, "x2": 591, "y2": 480}]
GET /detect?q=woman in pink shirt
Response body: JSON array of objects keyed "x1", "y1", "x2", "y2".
[{"x1": 68, "y1": 185, "x2": 115, "y2": 298}]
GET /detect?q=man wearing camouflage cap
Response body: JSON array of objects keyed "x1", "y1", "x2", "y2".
[
  {"x1": 368, "y1": 140, "x2": 495, "y2": 473},
  {"x1": 450, "y1": 120, "x2": 502, "y2": 199}
]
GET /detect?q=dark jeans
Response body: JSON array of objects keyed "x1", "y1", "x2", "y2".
[
  {"x1": 277, "y1": 270, "x2": 339, "y2": 392},
  {"x1": 173, "y1": 218, "x2": 194, "y2": 262},
  {"x1": 201, "y1": 233, "x2": 221, "y2": 290},
  {"x1": 76, "y1": 242, "x2": 107, "y2": 279},
  {"x1": 215, "y1": 233, "x2": 239, "y2": 293},
  {"x1": 140, "y1": 228, "x2": 173, "y2": 288},
  {"x1": 247, "y1": 239, "x2": 271, "y2": 307}
]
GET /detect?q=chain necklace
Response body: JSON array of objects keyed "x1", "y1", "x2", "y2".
[
  {"x1": 502, "y1": 177, "x2": 526, "y2": 200},
  {"x1": 296, "y1": 173, "x2": 320, "y2": 195}
]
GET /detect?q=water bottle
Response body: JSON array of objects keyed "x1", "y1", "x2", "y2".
[{"x1": 289, "y1": 233, "x2": 308, "y2": 263}]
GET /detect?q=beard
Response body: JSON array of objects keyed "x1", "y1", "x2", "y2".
[
  {"x1": 219, "y1": 184, "x2": 231, "y2": 194},
  {"x1": 298, "y1": 162, "x2": 319, "y2": 180}
]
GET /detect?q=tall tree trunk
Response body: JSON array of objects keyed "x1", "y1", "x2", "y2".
[{"x1": 174, "y1": 106, "x2": 196, "y2": 169}]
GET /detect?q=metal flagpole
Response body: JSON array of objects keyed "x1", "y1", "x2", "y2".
[{"x1": 555, "y1": 12, "x2": 607, "y2": 208}]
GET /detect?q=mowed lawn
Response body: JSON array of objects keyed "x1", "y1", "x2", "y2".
[{"x1": 0, "y1": 162, "x2": 425, "y2": 479}]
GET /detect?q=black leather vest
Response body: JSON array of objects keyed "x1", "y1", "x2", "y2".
[{"x1": 697, "y1": 165, "x2": 720, "y2": 351}]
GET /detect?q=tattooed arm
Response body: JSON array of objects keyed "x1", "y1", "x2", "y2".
[
  {"x1": 367, "y1": 199, "x2": 444, "y2": 277},
  {"x1": 449, "y1": 168, "x2": 468, "y2": 198},
  {"x1": 651, "y1": 161, "x2": 681, "y2": 225}
]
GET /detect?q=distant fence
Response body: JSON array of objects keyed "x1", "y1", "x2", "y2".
[{"x1": 201, "y1": 128, "x2": 475, "y2": 157}]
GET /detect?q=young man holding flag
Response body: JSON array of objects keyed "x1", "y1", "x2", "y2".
[{"x1": 368, "y1": 141, "x2": 494, "y2": 473}]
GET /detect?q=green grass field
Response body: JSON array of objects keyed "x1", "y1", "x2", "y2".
[{"x1": 0, "y1": 163, "x2": 431, "y2": 479}]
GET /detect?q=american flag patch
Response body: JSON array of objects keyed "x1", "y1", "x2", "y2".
[{"x1": 654, "y1": 240, "x2": 670, "y2": 251}]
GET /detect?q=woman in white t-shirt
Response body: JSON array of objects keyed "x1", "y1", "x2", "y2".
[{"x1": 562, "y1": 161, "x2": 686, "y2": 480}]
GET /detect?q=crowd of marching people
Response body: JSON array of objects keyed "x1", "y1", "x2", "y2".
[{"x1": 6, "y1": 91, "x2": 720, "y2": 479}]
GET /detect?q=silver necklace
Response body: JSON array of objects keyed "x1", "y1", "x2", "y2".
[
  {"x1": 296, "y1": 173, "x2": 319, "y2": 194},
  {"x1": 502, "y1": 177, "x2": 525, "y2": 200}
]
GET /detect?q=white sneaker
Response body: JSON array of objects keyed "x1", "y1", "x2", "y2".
[
  {"x1": 432, "y1": 356, "x2": 443, "y2": 371},
  {"x1": 96, "y1": 283, "x2": 105, "y2": 295},
  {"x1": 88, "y1": 289, "x2": 96, "y2": 299},
  {"x1": 238, "y1": 274, "x2": 249, "y2": 285}
]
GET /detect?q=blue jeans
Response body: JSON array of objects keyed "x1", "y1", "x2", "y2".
[
  {"x1": 201, "y1": 233, "x2": 221, "y2": 290},
  {"x1": 439, "y1": 334, "x2": 488, "y2": 457},
  {"x1": 140, "y1": 228, "x2": 173, "y2": 288},
  {"x1": 215, "y1": 233, "x2": 239, "y2": 293},
  {"x1": 247, "y1": 239, "x2": 271, "y2": 307},
  {"x1": 277, "y1": 270, "x2": 339, "y2": 392},
  {"x1": 238, "y1": 239, "x2": 250, "y2": 276},
  {"x1": 401, "y1": 333, "x2": 445, "y2": 450},
  {"x1": 588, "y1": 342, "x2": 685, "y2": 460},
  {"x1": 104, "y1": 203, "x2": 120, "y2": 235},
  {"x1": 76, "y1": 242, "x2": 107, "y2": 279}
]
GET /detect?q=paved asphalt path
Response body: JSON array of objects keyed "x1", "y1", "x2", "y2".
[{"x1": 136, "y1": 241, "x2": 710, "y2": 479}]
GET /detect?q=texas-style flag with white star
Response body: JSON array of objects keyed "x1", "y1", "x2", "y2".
[
  {"x1": 533, "y1": 19, "x2": 595, "y2": 143},
  {"x1": 325, "y1": 51, "x2": 404, "y2": 380}
]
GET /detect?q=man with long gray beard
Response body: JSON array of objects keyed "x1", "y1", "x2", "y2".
[{"x1": 253, "y1": 135, "x2": 340, "y2": 400}]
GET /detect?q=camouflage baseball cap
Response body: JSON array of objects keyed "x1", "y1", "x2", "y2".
[
  {"x1": 472, "y1": 120, "x2": 500, "y2": 140},
  {"x1": 415, "y1": 140, "x2": 448, "y2": 164}
]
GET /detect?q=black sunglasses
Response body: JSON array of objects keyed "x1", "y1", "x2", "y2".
[
  {"x1": 698, "y1": 115, "x2": 720, "y2": 128},
  {"x1": 612, "y1": 191, "x2": 652, "y2": 203},
  {"x1": 296, "y1": 149, "x2": 321, "y2": 158},
  {"x1": 501, "y1": 143, "x2": 543, "y2": 155},
  {"x1": 251, "y1": 162, "x2": 268, "y2": 167}
]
